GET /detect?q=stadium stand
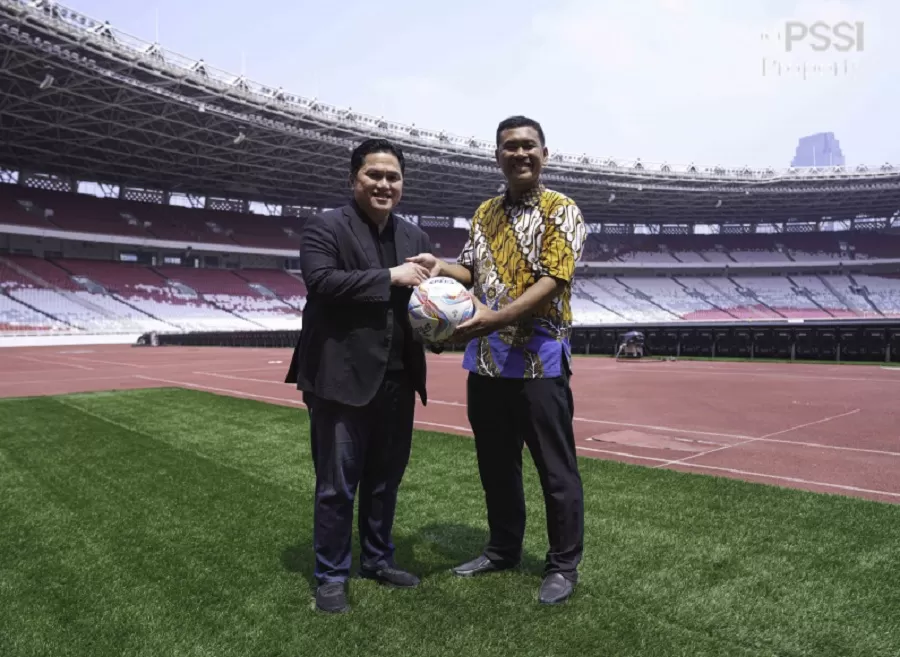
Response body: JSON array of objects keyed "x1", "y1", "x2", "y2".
[
  {"x1": 3, "y1": 186, "x2": 900, "y2": 339},
  {"x1": 0, "y1": 251, "x2": 308, "y2": 336},
  {"x1": 590, "y1": 232, "x2": 900, "y2": 265}
]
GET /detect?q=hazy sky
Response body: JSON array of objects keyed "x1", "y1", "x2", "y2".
[{"x1": 67, "y1": 0, "x2": 898, "y2": 169}]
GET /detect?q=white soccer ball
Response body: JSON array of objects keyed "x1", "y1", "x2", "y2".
[{"x1": 408, "y1": 276, "x2": 475, "y2": 344}]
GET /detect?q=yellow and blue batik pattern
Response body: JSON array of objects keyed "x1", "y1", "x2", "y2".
[{"x1": 457, "y1": 183, "x2": 586, "y2": 378}]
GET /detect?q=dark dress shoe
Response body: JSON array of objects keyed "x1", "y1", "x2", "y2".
[
  {"x1": 538, "y1": 573, "x2": 575, "y2": 605},
  {"x1": 358, "y1": 566, "x2": 420, "y2": 588},
  {"x1": 451, "y1": 554, "x2": 515, "y2": 577},
  {"x1": 316, "y1": 582, "x2": 349, "y2": 613}
]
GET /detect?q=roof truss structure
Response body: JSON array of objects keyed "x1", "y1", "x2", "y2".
[{"x1": 2, "y1": 0, "x2": 900, "y2": 224}]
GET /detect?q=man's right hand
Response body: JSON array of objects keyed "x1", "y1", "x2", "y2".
[
  {"x1": 405, "y1": 253, "x2": 444, "y2": 278},
  {"x1": 390, "y1": 262, "x2": 430, "y2": 287}
]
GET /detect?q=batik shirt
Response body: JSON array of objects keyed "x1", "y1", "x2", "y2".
[{"x1": 457, "y1": 183, "x2": 586, "y2": 378}]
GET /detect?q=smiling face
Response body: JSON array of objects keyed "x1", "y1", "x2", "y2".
[
  {"x1": 496, "y1": 126, "x2": 548, "y2": 193},
  {"x1": 352, "y1": 151, "x2": 404, "y2": 221}
]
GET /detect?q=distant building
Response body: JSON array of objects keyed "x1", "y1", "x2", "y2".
[{"x1": 791, "y1": 132, "x2": 845, "y2": 167}]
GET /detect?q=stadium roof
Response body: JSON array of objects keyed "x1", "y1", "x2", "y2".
[{"x1": 2, "y1": 0, "x2": 900, "y2": 226}]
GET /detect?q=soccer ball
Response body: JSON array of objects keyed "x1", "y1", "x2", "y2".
[{"x1": 408, "y1": 276, "x2": 475, "y2": 343}]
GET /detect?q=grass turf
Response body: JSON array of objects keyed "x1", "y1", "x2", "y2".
[{"x1": 1, "y1": 388, "x2": 899, "y2": 657}]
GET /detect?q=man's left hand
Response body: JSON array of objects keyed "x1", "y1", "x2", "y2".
[{"x1": 452, "y1": 296, "x2": 505, "y2": 342}]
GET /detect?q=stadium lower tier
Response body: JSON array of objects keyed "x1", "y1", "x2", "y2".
[
  {"x1": 572, "y1": 273, "x2": 900, "y2": 323},
  {"x1": 0, "y1": 255, "x2": 306, "y2": 335},
  {"x1": 2, "y1": 255, "x2": 899, "y2": 337}
]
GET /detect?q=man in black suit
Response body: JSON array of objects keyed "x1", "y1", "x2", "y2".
[{"x1": 285, "y1": 138, "x2": 434, "y2": 614}]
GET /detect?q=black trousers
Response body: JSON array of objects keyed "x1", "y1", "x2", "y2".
[
  {"x1": 305, "y1": 372, "x2": 415, "y2": 584},
  {"x1": 467, "y1": 367, "x2": 584, "y2": 581}
]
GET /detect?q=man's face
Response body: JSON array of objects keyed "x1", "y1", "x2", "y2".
[
  {"x1": 352, "y1": 151, "x2": 403, "y2": 217},
  {"x1": 496, "y1": 126, "x2": 547, "y2": 189}
]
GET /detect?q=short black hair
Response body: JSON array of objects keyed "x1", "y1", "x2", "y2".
[
  {"x1": 349, "y1": 138, "x2": 405, "y2": 178},
  {"x1": 496, "y1": 115, "x2": 545, "y2": 146}
]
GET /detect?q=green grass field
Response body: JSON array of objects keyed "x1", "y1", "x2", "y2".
[{"x1": 2, "y1": 389, "x2": 899, "y2": 657}]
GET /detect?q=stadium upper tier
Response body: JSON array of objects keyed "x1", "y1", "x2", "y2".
[
  {"x1": 2, "y1": 0, "x2": 900, "y2": 224},
  {"x1": 3, "y1": 184, "x2": 900, "y2": 262}
]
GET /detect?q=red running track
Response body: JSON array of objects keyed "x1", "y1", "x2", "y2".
[{"x1": 2, "y1": 345, "x2": 900, "y2": 504}]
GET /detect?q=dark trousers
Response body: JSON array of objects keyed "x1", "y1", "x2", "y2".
[
  {"x1": 467, "y1": 367, "x2": 584, "y2": 581},
  {"x1": 305, "y1": 372, "x2": 415, "y2": 584}
]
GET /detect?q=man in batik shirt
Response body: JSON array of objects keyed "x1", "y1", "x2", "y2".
[{"x1": 408, "y1": 115, "x2": 587, "y2": 605}]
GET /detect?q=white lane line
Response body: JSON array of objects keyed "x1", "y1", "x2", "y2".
[
  {"x1": 760, "y1": 408, "x2": 862, "y2": 439},
  {"x1": 0, "y1": 374, "x2": 136, "y2": 387},
  {"x1": 135, "y1": 376, "x2": 470, "y2": 436},
  {"x1": 670, "y1": 463, "x2": 900, "y2": 499},
  {"x1": 654, "y1": 409, "x2": 863, "y2": 469},
  {"x1": 194, "y1": 373, "x2": 898, "y2": 458},
  {"x1": 575, "y1": 416, "x2": 753, "y2": 441},
  {"x1": 12, "y1": 355, "x2": 94, "y2": 371}
]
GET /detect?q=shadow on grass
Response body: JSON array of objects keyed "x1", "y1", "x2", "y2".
[
  {"x1": 413, "y1": 522, "x2": 546, "y2": 576},
  {"x1": 281, "y1": 522, "x2": 545, "y2": 591}
]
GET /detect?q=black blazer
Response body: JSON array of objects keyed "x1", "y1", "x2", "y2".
[{"x1": 284, "y1": 202, "x2": 436, "y2": 407}]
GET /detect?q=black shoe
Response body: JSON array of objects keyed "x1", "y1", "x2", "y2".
[
  {"x1": 538, "y1": 573, "x2": 575, "y2": 605},
  {"x1": 451, "y1": 554, "x2": 516, "y2": 577},
  {"x1": 358, "y1": 566, "x2": 420, "y2": 588},
  {"x1": 315, "y1": 582, "x2": 349, "y2": 613}
]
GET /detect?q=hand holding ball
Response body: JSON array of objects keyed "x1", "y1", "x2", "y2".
[{"x1": 408, "y1": 276, "x2": 475, "y2": 343}]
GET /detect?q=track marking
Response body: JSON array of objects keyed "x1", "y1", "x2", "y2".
[
  {"x1": 50, "y1": 354, "x2": 148, "y2": 369},
  {"x1": 195, "y1": 365, "x2": 286, "y2": 375},
  {"x1": 760, "y1": 408, "x2": 861, "y2": 439},
  {"x1": 575, "y1": 417, "x2": 753, "y2": 441},
  {"x1": 415, "y1": 420, "x2": 472, "y2": 432},
  {"x1": 195, "y1": 372, "x2": 290, "y2": 385},
  {"x1": 134, "y1": 376, "x2": 470, "y2": 435},
  {"x1": 1, "y1": 368, "x2": 61, "y2": 375},
  {"x1": 654, "y1": 409, "x2": 863, "y2": 468},
  {"x1": 194, "y1": 372, "x2": 899, "y2": 457},
  {"x1": 139, "y1": 375, "x2": 678, "y2": 459},
  {"x1": 671, "y1": 463, "x2": 900, "y2": 499},
  {"x1": 194, "y1": 373, "x2": 757, "y2": 441},
  {"x1": 751, "y1": 436, "x2": 900, "y2": 457},
  {"x1": 0, "y1": 374, "x2": 137, "y2": 387},
  {"x1": 193, "y1": 374, "x2": 754, "y2": 441},
  {"x1": 134, "y1": 375, "x2": 306, "y2": 406},
  {"x1": 577, "y1": 446, "x2": 670, "y2": 462},
  {"x1": 177, "y1": 376, "x2": 900, "y2": 460},
  {"x1": 12, "y1": 355, "x2": 94, "y2": 371},
  {"x1": 427, "y1": 399, "x2": 466, "y2": 408}
]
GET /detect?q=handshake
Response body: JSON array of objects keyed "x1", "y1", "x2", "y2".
[{"x1": 389, "y1": 253, "x2": 443, "y2": 287}]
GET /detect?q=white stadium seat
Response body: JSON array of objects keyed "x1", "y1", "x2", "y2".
[{"x1": 0, "y1": 257, "x2": 307, "y2": 336}]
